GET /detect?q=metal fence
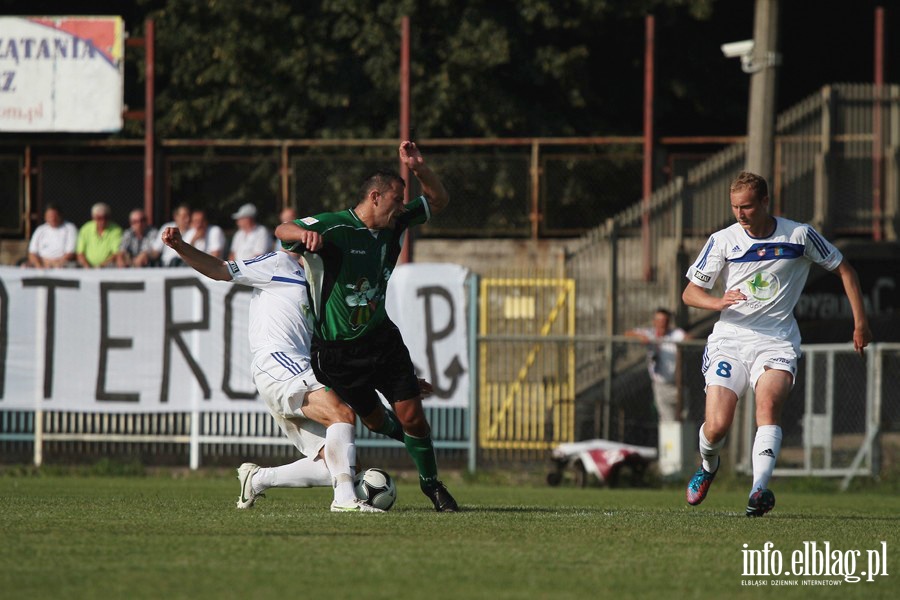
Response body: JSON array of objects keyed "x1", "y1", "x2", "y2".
[
  {"x1": 0, "y1": 407, "x2": 471, "y2": 471},
  {"x1": 3, "y1": 340, "x2": 892, "y2": 484},
  {"x1": 2, "y1": 137, "x2": 647, "y2": 245},
  {"x1": 472, "y1": 335, "x2": 895, "y2": 480},
  {"x1": 566, "y1": 83, "x2": 900, "y2": 343}
]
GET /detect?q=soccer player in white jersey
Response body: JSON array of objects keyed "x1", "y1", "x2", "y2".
[
  {"x1": 682, "y1": 171, "x2": 871, "y2": 516},
  {"x1": 161, "y1": 226, "x2": 386, "y2": 512}
]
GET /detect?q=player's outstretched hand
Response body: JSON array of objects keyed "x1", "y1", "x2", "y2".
[
  {"x1": 161, "y1": 226, "x2": 182, "y2": 249},
  {"x1": 719, "y1": 289, "x2": 747, "y2": 309},
  {"x1": 399, "y1": 141, "x2": 424, "y2": 169},
  {"x1": 295, "y1": 229, "x2": 323, "y2": 253},
  {"x1": 853, "y1": 324, "x2": 872, "y2": 356},
  {"x1": 418, "y1": 378, "x2": 434, "y2": 398}
]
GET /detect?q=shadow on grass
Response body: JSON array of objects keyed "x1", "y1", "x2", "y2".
[{"x1": 681, "y1": 510, "x2": 900, "y2": 522}]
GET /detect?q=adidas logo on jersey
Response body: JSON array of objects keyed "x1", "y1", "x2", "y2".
[
  {"x1": 732, "y1": 245, "x2": 741, "y2": 252},
  {"x1": 758, "y1": 448, "x2": 775, "y2": 458}
]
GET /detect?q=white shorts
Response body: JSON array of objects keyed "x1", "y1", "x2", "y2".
[
  {"x1": 701, "y1": 323, "x2": 799, "y2": 398},
  {"x1": 252, "y1": 351, "x2": 327, "y2": 458}
]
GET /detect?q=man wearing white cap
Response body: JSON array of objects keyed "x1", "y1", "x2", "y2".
[{"x1": 228, "y1": 203, "x2": 272, "y2": 260}]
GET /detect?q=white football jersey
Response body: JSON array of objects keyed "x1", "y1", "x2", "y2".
[
  {"x1": 227, "y1": 251, "x2": 314, "y2": 361},
  {"x1": 686, "y1": 217, "x2": 842, "y2": 342}
]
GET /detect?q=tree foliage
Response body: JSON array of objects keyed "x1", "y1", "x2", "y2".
[{"x1": 139, "y1": 0, "x2": 726, "y2": 139}]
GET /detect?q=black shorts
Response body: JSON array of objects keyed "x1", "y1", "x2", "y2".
[{"x1": 310, "y1": 320, "x2": 420, "y2": 417}]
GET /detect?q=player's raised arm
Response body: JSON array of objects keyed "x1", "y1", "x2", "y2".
[
  {"x1": 833, "y1": 259, "x2": 872, "y2": 355},
  {"x1": 273, "y1": 222, "x2": 323, "y2": 252},
  {"x1": 161, "y1": 226, "x2": 232, "y2": 281},
  {"x1": 400, "y1": 141, "x2": 449, "y2": 214}
]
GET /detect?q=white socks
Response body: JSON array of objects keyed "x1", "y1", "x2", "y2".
[
  {"x1": 248, "y1": 422, "x2": 358, "y2": 505},
  {"x1": 699, "y1": 424, "x2": 725, "y2": 473},
  {"x1": 324, "y1": 423, "x2": 357, "y2": 505},
  {"x1": 252, "y1": 457, "x2": 330, "y2": 494},
  {"x1": 750, "y1": 424, "x2": 782, "y2": 496}
]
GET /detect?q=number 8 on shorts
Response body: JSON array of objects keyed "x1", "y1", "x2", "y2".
[{"x1": 703, "y1": 353, "x2": 749, "y2": 396}]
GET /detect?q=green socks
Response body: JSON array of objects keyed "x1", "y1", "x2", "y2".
[
  {"x1": 375, "y1": 409, "x2": 404, "y2": 442},
  {"x1": 403, "y1": 433, "x2": 439, "y2": 487}
]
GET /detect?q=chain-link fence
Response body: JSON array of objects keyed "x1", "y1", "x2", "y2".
[
  {"x1": 474, "y1": 335, "x2": 891, "y2": 480},
  {"x1": 36, "y1": 153, "x2": 145, "y2": 232},
  {"x1": 2, "y1": 137, "x2": 658, "y2": 250},
  {"x1": 164, "y1": 152, "x2": 282, "y2": 230},
  {"x1": 0, "y1": 156, "x2": 22, "y2": 236}
]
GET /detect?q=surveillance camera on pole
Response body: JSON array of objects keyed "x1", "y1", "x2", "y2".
[{"x1": 721, "y1": 39, "x2": 780, "y2": 74}]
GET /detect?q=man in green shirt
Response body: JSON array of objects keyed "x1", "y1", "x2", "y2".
[
  {"x1": 76, "y1": 202, "x2": 123, "y2": 268},
  {"x1": 276, "y1": 141, "x2": 457, "y2": 511}
]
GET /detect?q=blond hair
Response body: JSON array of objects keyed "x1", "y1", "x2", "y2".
[{"x1": 729, "y1": 171, "x2": 768, "y2": 199}]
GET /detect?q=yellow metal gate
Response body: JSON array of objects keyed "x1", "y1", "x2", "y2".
[{"x1": 478, "y1": 278, "x2": 575, "y2": 450}]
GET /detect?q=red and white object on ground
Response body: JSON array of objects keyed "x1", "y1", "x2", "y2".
[{"x1": 548, "y1": 439, "x2": 657, "y2": 487}]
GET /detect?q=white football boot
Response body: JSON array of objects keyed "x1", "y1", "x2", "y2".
[{"x1": 236, "y1": 463, "x2": 263, "y2": 509}]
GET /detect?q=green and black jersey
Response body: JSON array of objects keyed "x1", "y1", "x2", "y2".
[{"x1": 287, "y1": 196, "x2": 430, "y2": 341}]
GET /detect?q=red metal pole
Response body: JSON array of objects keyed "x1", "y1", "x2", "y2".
[
  {"x1": 641, "y1": 15, "x2": 655, "y2": 281},
  {"x1": 144, "y1": 19, "x2": 155, "y2": 225},
  {"x1": 23, "y1": 145, "x2": 32, "y2": 240},
  {"x1": 398, "y1": 16, "x2": 412, "y2": 264},
  {"x1": 873, "y1": 7, "x2": 884, "y2": 241}
]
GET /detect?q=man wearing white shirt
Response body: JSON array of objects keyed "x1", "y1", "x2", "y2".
[
  {"x1": 273, "y1": 207, "x2": 297, "y2": 252},
  {"x1": 184, "y1": 208, "x2": 225, "y2": 259},
  {"x1": 154, "y1": 203, "x2": 192, "y2": 267},
  {"x1": 626, "y1": 308, "x2": 689, "y2": 423},
  {"x1": 683, "y1": 171, "x2": 871, "y2": 517},
  {"x1": 228, "y1": 203, "x2": 272, "y2": 260},
  {"x1": 27, "y1": 204, "x2": 78, "y2": 268}
]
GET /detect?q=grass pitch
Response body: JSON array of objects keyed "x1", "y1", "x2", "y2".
[{"x1": 1, "y1": 473, "x2": 897, "y2": 599}]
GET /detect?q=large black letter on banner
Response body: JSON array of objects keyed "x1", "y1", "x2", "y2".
[
  {"x1": 97, "y1": 281, "x2": 144, "y2": 402},
  {"x1": 161, "y1": 278, "x2": 211, "y2": 403},
  {"x1": 417, "y1": 286, "x2": 464, "y2": 399},
  {"x1": 0, "y1": 276, "x2": 7, "y2": 398},
  {"x1": 22, "y1": 278, "x2": 80, "y2": 398},
  {"x1": 223, "y1": 285, "x2": 256, "y2": 400}
]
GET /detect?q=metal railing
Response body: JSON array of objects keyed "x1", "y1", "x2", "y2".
[{"x1": 566, "y1": 83, "x2": 900, "y2": 342}]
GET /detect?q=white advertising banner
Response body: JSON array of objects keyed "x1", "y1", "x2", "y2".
[
  {"x1": 0, "y1": 264, "x2": 469, "y2": 413},
  {"x1": 0, "y1": 16, "x2": 124, "y2": 132},
  {"x1": 386, "y1": 263, "x2": 470, "y2": 408}
]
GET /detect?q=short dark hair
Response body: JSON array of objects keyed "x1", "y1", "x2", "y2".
[
  {"x1": 359, "y1": 170, "x2": 405, "y2": 202},
  {"x1": 730, "y1": 171, "x2": 768, "y2": 199},
  {"x1": 655, "y1": 308, "x2": 672, "y2": 319}
]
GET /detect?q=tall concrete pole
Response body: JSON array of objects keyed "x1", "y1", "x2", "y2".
[{"x1": 745, "y1": 0, "x2": 780, "y2": 184}]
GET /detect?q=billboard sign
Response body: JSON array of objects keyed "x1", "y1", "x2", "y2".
[{"x1": 0, "y1": 16, "x2": 124, "y2": 132}]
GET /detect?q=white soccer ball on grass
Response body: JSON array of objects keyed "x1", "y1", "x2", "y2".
[{"x1": 354, "y1": 468, "x2": 397, "y2": 511}]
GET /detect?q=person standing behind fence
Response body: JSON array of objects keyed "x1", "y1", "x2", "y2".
[
  {"x1": 184, "y1": 208, "x2": 225, "y2": 259},
  {"x1": 625, "y1": 308, "x2": 689, "y2": 424},
  {"x1": 116, "y1": 209, "x2": 159, "y2": 268},
  {"x1": 76, "y1": 202, "x2": 122, "y2": 268},
  {"x1": 26, "y1": 204, "x2": 78, "y2": 268},
  {"x1": 682, "y1": 171, "x2": 871, "y2": 517},
  {"x1": 273, "y1": 207, "x2": 297, "y2": 252},
  {"x1": 228, "y1": 203, "x2": 271, "y2": 260},
  {"x1": 154, "y1": 203, "x2": 192, "y2": 267},
  {"x1": 275, "y1": 141, "x2": 459, "y2": 512}
]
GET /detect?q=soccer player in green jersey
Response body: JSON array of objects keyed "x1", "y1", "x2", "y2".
[{"x1": 275, "y1": 141, "x2": 457, "y2": 511}]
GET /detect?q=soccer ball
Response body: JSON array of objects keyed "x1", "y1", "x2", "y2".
[{"x1": 354, "y1": 468, "x2": 397, "y2": 511}]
